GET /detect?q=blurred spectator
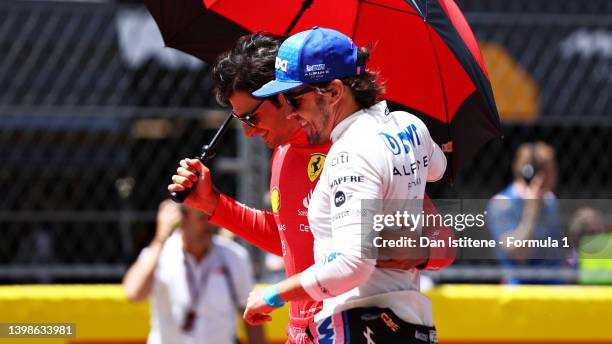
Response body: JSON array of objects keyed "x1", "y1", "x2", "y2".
[
  {"x1": 122, "y1": 200, "x2": 265, "y2": 344},
  {"x1": 568, "y1": 207, "x2": 612, "y2": 284},
  {"x1": 487, "y1": 142, "x2": 565, "y2": 284}
]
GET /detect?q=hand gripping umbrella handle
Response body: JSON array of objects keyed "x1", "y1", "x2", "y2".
[{"x1": 170, "y1": 113, "x2": 234, "y2": 203}]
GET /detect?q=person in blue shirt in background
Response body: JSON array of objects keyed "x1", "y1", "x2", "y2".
[{"x1": 487, "y1": 141, "x2": 565, "y2": 284}]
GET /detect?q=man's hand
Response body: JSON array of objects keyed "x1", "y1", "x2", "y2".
[
  {"x1": 153, "y1": 199, "x2": 182, "y2": 243},
  {"x1": 524, "y1": 173, "x2": 546, "y2": 200},
  {"x1": 522, "y1": 173, "x2": 546, "y2": 221},
  {"x1": 499, "y1": 174, "x2": 548, "y2": 260},
  {"x1": 167, "y1": 158, "x2": 220, "y2": 215},
  {"x1": 243, "y1": 288, "x2": 276, "y2": 326},
  {"x1": 124, "y1": 199, "x2": 179, "y2": 302}
]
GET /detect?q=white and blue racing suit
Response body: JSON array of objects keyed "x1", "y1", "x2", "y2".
[{"x1": 300, "y1": 101, "x2": 447, "y2": 328}]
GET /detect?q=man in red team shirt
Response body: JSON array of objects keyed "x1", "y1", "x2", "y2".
[{"x1": 168, "y1": 33, "x2": 455, "y2": 344}]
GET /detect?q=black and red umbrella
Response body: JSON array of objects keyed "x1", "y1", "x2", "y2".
[
  {"x1": 201, "y1": 0, "x2": 500, "y2": 177},
  {"x1": 145, "y1": 0, "x2": 501, "y2": 199}
]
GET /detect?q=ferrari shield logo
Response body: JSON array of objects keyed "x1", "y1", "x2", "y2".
[{"x1": 308, "y1": 153, "x2": 326, "y2": 182}]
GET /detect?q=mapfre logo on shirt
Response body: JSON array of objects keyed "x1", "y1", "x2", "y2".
[{"x1": 307, "y1": 153, "x2": 326, "y2": 182}]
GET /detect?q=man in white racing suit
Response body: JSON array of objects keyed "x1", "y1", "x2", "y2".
[{"x1": 243, "y1": 27, "x2": 447, "y2": 344}]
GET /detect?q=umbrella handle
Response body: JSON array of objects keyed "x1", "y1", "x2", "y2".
[{"x1": 170, "y1": 113, "x2": 234, "y2": 203}]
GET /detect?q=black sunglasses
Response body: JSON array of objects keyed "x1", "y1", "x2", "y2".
[
  {"x1": 283, "y1": 86, "x2": 316, "y2": 109},
  {"x1": 231, "y1": 100, "x2": 264, "y2": 127}
]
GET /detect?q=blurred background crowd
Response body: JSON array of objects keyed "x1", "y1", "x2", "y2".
[{"x1": 1, "y1": 0, "x2": 611, "y2": 285}]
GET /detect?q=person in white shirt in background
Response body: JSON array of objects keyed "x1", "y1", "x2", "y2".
[
  {"x1": 243, "y1": 27, "x2": 446, "y2": 344},
  {"x1": 123, "y1": 199, "x2": 265, "y2": 344}
]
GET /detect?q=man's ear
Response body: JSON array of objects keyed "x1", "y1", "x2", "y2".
[{"x1": 327, "y1": 79, "x2": 344, "y2": 107}]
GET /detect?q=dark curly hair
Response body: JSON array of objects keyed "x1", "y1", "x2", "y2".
[
  {"x1": 313, "y1": 46, "x2": 385, "y2": 109},
  {"x1": 212, "y1": 33, "x2": 284, "y2": 106}
]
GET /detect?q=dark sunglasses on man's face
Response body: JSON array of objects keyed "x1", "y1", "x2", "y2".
[
  {"x1": 231, "y1": 100, "x2": 264, "y2": 127},
  {"x1": 283, "y1": 86, "x2": 316, "y2": 109}
]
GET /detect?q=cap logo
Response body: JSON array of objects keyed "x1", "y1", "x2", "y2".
[
  {"x1": 275, "y1": 57, "x2": 289, "y2": 72},
  {"x1": 252, "y1": 27, "x2": 360, "y2": 98},
  {"x1": 306, "y1": 63, "x2": 325, "y2": 72}
]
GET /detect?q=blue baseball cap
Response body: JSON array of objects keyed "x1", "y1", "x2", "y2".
[{"x1": 252, "y1": 27, "x2": 364, "y2": 98}]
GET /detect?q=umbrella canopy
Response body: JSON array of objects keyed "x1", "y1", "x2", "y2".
[
  {"x1": 145, "y1": 0, "x2": 501, "y2": 178},
  {"x1": 145, "y1": 0, "x2": 249, "y2": 63}
]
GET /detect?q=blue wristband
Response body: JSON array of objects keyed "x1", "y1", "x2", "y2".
[{"x1": 262, "y1": 284, "x2": 285, "y2": 308}]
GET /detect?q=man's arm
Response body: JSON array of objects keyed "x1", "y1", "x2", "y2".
[
  {"x1": 122, "y1": 241, "x2": 164, "y2": 302},
  {"x1": 420, "y1": 194, "x2": 456, "y2": 270},
  {"x1": 374, "y1": 194, "x2": 457, "y2": 271},
  {"x1": 211, "y1": 194, "x2": 282, "y2": 256},
  {"x1": 123, "y1": 200, "x2": 180, "y2": 302},
  {"x1": 420, "y1": 121, "x2": 454, "y2": 269},
  {"x1": 169, "y1": 158, "x2": 282, "y2": 256},
  {"x1": 244, "y1": 255, "x2": 375, "y2": 325},
  {"x1": 244, "y1": 272, "x2": 311, "y2": 325},
  {"x1": 490, "y1": 178, "x2": 545, "y2": 260}
]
